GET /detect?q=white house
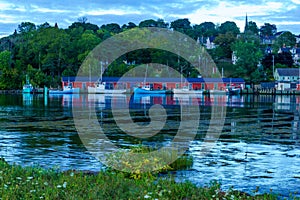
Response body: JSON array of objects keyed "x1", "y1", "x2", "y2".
[
  {"x1": 296, "y1": 35, "x2": 300, "y2": 44},
  {"x1": 274, "y1": 68, "x2": 300, "y2": 81},
  {"x1": 232, "y1": 51, "x2": 238, "y2": 65},
  {"x1": 274, "y1": 68, "x2": 300, "y2": 90},
  {"x1": 290, "y1": 46, "x2": 300, "y2": 65},
  {"x1": 205, "y1": 37, "x2": 215, "y2": 49}
]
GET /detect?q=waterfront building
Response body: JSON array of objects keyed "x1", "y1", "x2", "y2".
[
  {"x1": 61, "y1": 76, "x2": 245, "y2": 93},
  {"x1": 274, "y1": 68, "x2": 300, "y2": 90}
]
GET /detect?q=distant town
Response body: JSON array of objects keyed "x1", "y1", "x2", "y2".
[{"x1": 0, "y1": 16, "x2": 299, "y2": 93}]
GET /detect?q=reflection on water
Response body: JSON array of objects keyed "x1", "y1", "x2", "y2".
[{"x1": 0, "y1": 93, "x2": 300, "y2": 196}]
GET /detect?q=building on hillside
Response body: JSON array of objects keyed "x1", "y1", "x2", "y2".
[
  {"x1": 260, "y1": 35, "x2": 276, "y2": 45},
  {"x1": 205, "y1": 37, "x2": 216, "y2": 49},
  {"x1": 231, "y1": 51, "x2": 238, "y2": 65},
  {"x1": 260, "y1": 31, "x2": 299, "y2": 46},
  {"x1": 265, "y1": 46, "x2": 273, "y2": 54},
  {"x1": 274, "y1": 68, "x2": 300, "y2": 90},
  {"x1": 282, "y1": 44, "x2": 300, "y2": 66},
  {"x1": 264, "y1": 44, "x2": 300, "y2": 66},
  {"x1": 291, "y1": 45, "x2": 300, "y2": 65},
  {"x1": 295, "y1": 35, "x2": 300, "y2": 44},
  {"x1": 197, "y1": 36, "x2": 216, "y2": 49}
]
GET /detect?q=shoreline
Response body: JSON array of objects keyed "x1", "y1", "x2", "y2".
[
  {"x1": 2, "y1": 89, "x2": 300, "y2": 95},
  {"x1": 0, "y1": 159, "x2": 283, "y2": 199}
]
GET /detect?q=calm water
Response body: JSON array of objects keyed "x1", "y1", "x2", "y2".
[{"x1": 0, "y1": 93, "x2": 300, "y2": 197}]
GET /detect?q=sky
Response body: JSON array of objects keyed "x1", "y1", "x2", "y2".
[{"x1": 0, "y1": 0, "x2": 299, "y2": 38}]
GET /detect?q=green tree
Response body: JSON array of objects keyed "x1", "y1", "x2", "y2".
[
  {"x1": 273, "y1": 31, "x2": 296, "y2": 51},
  {"x1": 247, "y1": 21, "x2": 259, "y2": 35},
  {"x1": 68, "y1": 22, "x2": 99, "y2": 33},
  {"x1": 0, "y1": 50, "x2": 21, "y2": 89},
  {"x1": 277, "y1": 52, "x2": 294, "y2": 67},
  {"x1": 77, "y1": 30, "x2": 101, "y2": 63},
  {"x1": 97, "y1": 29, "x2": 112, "y2": 40},
  {"x1": 37, "y1": 22, "x2": 51, "y2": 30},
  {"x1": 18, "y1": 22, "x2": 36, "y2": 34},
  {"x1": 25, "y1": 27, "x2": 72, "y2": 85},
  {"x1": 240, "y1": 28, "x2": 260, "y2": 45},
  {"x1": 231, "y1": 41, "x2": 263, "y2": 82},
  {"x1": 193, "y1": 22, "x2": 217, "y2": 38},
  {"x1": 156, "y1": 19, "x2": 169, "y2": 28},
  {"x1": 122, "y1": 22, "x2": 137, "y2": 30},
  {"x1": 101, "y1": 23, "x2": 121, "y2": 34},
  {"x1": 0, "y1": 50, "x2": 11, "y2": 69},
  {"x1": 217, "y1": 21, "x2": 240, "y2": 36},
  {"x1": 260, "y1": 23, "x2": 277, "y2": 36},
  {"x1": 170, "y1": 18, "x2": 193, "y2": 37},
  {"x1": 139, "y1": 19, "x2": 168, "y2": 28},
  {"x1": 105, "y1": 62, "x2": 128, "y2": 77},
  {"x1": 214, "y1": 32, "x2": 236, "y2": 58}
]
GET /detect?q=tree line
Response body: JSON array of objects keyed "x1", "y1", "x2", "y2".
[{"x1": 0, "y1": 18, "x2": 298, "y2": 89}]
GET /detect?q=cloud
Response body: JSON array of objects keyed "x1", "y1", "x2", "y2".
[
  {"x1": 79, "y1": 8, "x2": 142, "y2": 17},
  {"x1": 291, "y1": 0, "x2": 300, "y2": 4},
  {"x1": 30, "y1": 4, "x2": 71, "y2": 14},
  {"x1": 0, "y1": 0, "x2": 299, "y2": 37}
]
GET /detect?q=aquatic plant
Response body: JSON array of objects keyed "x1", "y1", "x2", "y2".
[{"x1": 105, "y1": 144, "x2": 193, "y2": 179}]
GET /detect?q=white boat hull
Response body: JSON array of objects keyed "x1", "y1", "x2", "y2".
[
  {"x1": 173, "y1": 88, "x2": 203, "y2": 94},
  {"x1": 49, "y1": 86, "x2": 80, "y2": 94},
  {"x1": 88, "y1": 86, "x2": 126, "y2": 94},
  {"x1": 209, "y1": 90, "x2": 226, "y2": 95}
]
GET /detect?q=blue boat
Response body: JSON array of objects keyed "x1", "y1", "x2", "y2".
[
  {"x1": 22, "y1": 75, "x2": 34, "y2": 93},
  {"x1": 226, "y1": 87, "x2": 241, "y2": 95},
  {"x1": 49, "y1": 84, "x2": 80, "y2": 94},
  {"x1": 134, "y1": 85, "x2": 166, "y2": 94}
]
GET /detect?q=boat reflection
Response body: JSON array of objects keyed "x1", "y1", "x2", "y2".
[
  {"x1": 53, "y1": 93, "x2": 247, "y2": 108},
  {"x1": 133, "y1": 93, "x2": 171, "y2": 105},
  {"x1": 48, "y1": 94, "x2": 80, "y2": 107},
  {"x1": 132, "y1": 93, "x2": 245, "y2": 107},
  {"x1": 22, "y1": 93, "x2": 33, "y2": 106},
  {"x1": 88, "y1": 94, "x2": 129, "y2": 109}
]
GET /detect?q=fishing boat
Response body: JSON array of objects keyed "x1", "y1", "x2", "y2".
[
  {"x1": 226, "y1": 87, "x2": 240, "y2": 95},
  {"x1": 209, "y1": 90, "x2": 226, "y2": 95},
  {"x1": 173, "y1": 86, "x2": 204, "y2": 94},
  {"x1": 173, "y1": 57, "x2": 204, "y2": 94},
  {"x1": 225, "y1": 78, "x2": 241, "y2": 95},
  {"x1": 49, "y1": 83, "x2": 80, "y2": 94},
  {"x1": 88, "y1": 81, "x2": 127, "y2": 94},
  {"x1": 134, "y1": 64, "x2": 167, "y2": 94},
  {"x1": 87, "y1": 61, "x2": 127, "y2": 94},
  {"x1": 22, "y1": 75, "x2": 34, "y2": 93},
  {"x1": 134, "y1": 85, "x2": 166, "y2": 94}
]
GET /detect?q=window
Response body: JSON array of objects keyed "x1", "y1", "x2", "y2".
[{"x1": 214, "y1": 83, "x2": 218, "y2": 89}]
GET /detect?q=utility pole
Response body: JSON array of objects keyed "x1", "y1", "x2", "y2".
[{"x1": 272, "y1": 55, "x2": 275, "y2": 79}]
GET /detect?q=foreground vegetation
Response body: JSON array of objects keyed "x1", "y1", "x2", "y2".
[{"x1": 0, "y1": 157, "x2": 288, "y2": 200}]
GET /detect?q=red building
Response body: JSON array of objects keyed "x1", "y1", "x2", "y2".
[{"x1": 62, "y1": 77, "x2": 245, "y2": 92}]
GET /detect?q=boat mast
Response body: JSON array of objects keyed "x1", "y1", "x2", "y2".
[
  {"x1": 144, "y1": 64, "x2": 148, "y2": 86},
  {"x1": 178, "y1": 54, "x2": 183, "y2": 88},
  {"x1": 89, "y1": 64, "x2": 91, "y2": 85},
  {"x1": 100, "y1": 61, "x2": 102, "y2": 82}
]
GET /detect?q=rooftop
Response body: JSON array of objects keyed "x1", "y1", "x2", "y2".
[
  {"x1": 62, "y1": 77, "x2": 245, "y2": 83},
  {"x1": 276, "y1": 68, "x2": 300, "y2": 76}
]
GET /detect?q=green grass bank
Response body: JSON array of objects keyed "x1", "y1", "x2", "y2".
[{"x1": 0, "y1": 158, "x2": 288, "y2": 200}]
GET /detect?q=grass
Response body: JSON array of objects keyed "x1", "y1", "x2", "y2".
[{"x1": 0, "y1": 156, "x2": 289, "y2": 200}]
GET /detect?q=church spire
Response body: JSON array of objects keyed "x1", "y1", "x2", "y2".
[{"x1": 244, "y1": 13, "x2": 249, "y2": 32}]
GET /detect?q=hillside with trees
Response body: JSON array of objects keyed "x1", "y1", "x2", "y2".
[{"x1": 0, "y1": 18, "x2": 298, "y2": 89}]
